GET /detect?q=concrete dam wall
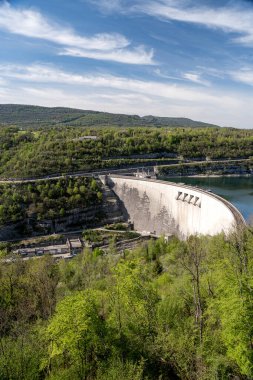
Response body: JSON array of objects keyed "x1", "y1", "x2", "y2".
[{"x1": 105, "y1": 175, "x2": 245, "y2": 238}]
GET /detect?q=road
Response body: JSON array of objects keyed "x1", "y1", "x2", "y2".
[
  {"x1": 0, "y1": 158, "x2": 251, "y2": 184},
  {"x1": 1, "y1": 227, "x2": 132, "y2": 243}
]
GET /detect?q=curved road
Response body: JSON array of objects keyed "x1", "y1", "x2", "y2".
[{"x1": 0, "y1": 158, "x2": 251, "y2": 184}]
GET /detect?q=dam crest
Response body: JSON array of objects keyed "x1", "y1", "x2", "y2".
[{"x1": 102, "y1": 175, "x2": 245, "y2": 239}]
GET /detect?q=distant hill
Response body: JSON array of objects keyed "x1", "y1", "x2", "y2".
[{"x1": 0, "y1": 104, "x2": 219, "y2": 128}]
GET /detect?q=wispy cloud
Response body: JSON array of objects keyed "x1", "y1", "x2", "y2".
[
  {"x1": 1, "y1": 63, "x2": 252, "y2": 127},
  {"x1": 60, "y1": 46, "x2": 154, "y2": 65},
  {"x1": 0, "y1": 63, "x2": 217, "y2": 102},
  {"x1": 182, "y1": 72, "x2": 210, "y2": 86},
  {"x1": 230, "y1": 68, "x2": 253, "y2": 86},
  {"x1": 0, "y1": 77, "x2": 6, "y2": 86},
  {"x1": 0, "y1": 2, "x2": 127, "y2": 50},
  {"x1": 154, "y1": 68, "x2": 210, "y2": 86},
  {"x1": 196, "y1": 66, "x2": 225, "y2": 80},
  {"x1": 102, "y1": 0, "x2": 253, "y2": 47},
  {"x1": 154, "y1": 68, "x2": 182, "y2": 81},
  {"x1": 0, "y1": 1, "x2": 154, "y2": 64},
  {"x1": 88, "y1": 0, "x2": 124, "y2": 13}
]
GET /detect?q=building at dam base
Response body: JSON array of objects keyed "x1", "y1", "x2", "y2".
[{"x1": 103, "y1": 175, "x2": 245, "y2": 239}]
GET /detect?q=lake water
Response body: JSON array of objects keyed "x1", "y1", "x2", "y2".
[{"x1": 162, "y1": 176, "x2": 253, "y2": 222}]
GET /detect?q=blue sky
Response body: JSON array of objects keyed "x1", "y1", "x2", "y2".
[{"x1": 1, "y1": 0, "x2": 253, "y2": 127}]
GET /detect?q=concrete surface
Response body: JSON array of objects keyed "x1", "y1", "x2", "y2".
[{"x1": 106, "y1": 175, "x2": 245, "y2": 238}]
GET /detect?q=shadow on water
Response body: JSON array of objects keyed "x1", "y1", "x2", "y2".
[{"x1": 161, "y1": 176, "x2": 253, "y2": 222}]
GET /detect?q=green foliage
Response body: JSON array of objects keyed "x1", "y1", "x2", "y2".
[
  {"x1": 104, "y1": 223, "x2": 129, "y2": 231},
  {"x1": 1, "y1": 230, "x2": 253, "y2": 379},
  {"x1": 0, "y1": 177, "x2": 101, "y2": 226},
  {"x1": 108, "y1": 259, "x2": 159, "y2": 356},
  {"x1": 0, "y1": 124, "x2": 252, "y2": 178},
  {"x1": 0, "y1": 104, "x2": 217, "y2": 128},
  {"x1": 206, "y1": 230, "x2": 253, "y2": 377},
  {"x1": 96, "y1": 358, "x2": 145, "y2": 380},
  {"x1": 0, "y1": 328, "x2": 46, "y2": 380},
  {"x1": 0, "y1": 242, "x2": 10, "y2": 257},
  {"x1": 93, "y1": 247, "x2": 104, "y2": 258},
  {"x1": 46, "y1": 290, "x2": 108, "y2": 380},
  {"x1": 83, "y1": 229, "x2": 140, "y2": 245}
]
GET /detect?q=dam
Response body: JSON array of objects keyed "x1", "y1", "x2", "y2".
[{"x1": 103, "y1": 175, "x2": 245, "y2": 238}]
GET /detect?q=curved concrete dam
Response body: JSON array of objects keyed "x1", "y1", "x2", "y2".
[{"x1": 104, "y1": 175, "x2": 245, "y2": 238}]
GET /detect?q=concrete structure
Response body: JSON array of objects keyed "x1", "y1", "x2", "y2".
[
  {"x1": 105, "y1": 175, "x2": 245, "y2": 238},
  {"x1": 15, "y1": 238, "x2": 83, "y2": 260}
]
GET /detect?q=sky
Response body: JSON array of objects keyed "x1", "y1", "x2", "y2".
[{"x1": 1, "y1": 1, "x2": 253, "y2": 128}]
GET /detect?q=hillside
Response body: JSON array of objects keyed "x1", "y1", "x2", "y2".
[
  {"x1": 1, "y1": 231, "x2": 253, "y2": 380},
  {"x1": 0, "y1": 123, "x2": 252, "y2": 179},
  {"x1": 0, "y1": 104, "x2": 219, "y2": 128}
]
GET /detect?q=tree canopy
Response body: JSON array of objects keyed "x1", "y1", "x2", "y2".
[{"x1": 1, "y1": 229, "x2": 253, "y2": 379}]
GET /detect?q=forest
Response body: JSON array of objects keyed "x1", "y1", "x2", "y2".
[
  {"x1": 0, "y1": 107, "x2": 253, "y2": 380},
  {"x1": 0, "y1": 228, "x2": 253, "y2": 380},
  {"x1": 0, "y1": 105, "x2": 217, "y2": 128},
  {"x1": 0, "y1": 177, "x2": 102, "y2": 226},
  {"x1": 0, "y1": 125, "x2": 252, "y2": 178}
]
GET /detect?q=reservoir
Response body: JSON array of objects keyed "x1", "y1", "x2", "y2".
[{"x1": 162, "y1": 176, "x2": 253, "y2": 222}]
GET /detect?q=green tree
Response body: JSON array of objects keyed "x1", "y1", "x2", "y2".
[
  {"x1": 46, "y1": 290, "x2": 108, "y2": 380},
  {"x1": 108, "y1": 259, "x2": 159, "y2": 359}
]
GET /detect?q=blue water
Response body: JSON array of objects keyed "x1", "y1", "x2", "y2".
[{"x1": 163, "y1": 176, "x2": 253, "y2": 222}]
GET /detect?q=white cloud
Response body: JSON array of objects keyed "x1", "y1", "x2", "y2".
[
  {"x1": 60, "y1": 46, "x2": 155, "y2": 65},
  {"x1": 0, "y1": 63, "x2": 219, "y2": 103},
  {"x1": 0, "y1": 87, "x2": 8, "y2": 100},
  {"x1": 154, "y1": 68, "x2": 182, "y2": 81},
  {"x1": 230, "y1": 68, "x2": 253, "y2": 86},
  {"x1": 4, "y1": 82, "x2": 251, "y2": 128},
  {"x1": 88, "y1": 0, "x2": 124, "y2": 13},
  {"x1": 121, "y1": 0, "x2": 253, "y2": 47},
  {"x1": 196, "y1": 66, "x2": 225, "y2": 80},
  {"x1": 22, "y1": 86, "x2": 153, "y2": 111},
  {"x1": 0, "y1": 1, "x2": 154, "y2": 64},
  {"x1": 0, "y1": 2, "x2": 127, "y2": 50},
  {"x1": 1, "y1": 63, "x2": 252, "y2": 127},
  {"x1": 0, "y1": 77, "x2": 6, "y2": 86},
  {"x1": 182, "y1": 72, "x2": 210, "y2": 86}
]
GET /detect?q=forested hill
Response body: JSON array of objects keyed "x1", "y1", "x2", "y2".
[{"x1": 0, "y1": 104, "x2": 218, "y2": 128}]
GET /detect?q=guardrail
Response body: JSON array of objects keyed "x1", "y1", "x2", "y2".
[{"x1": 0, "y1": 158, "x2": 251, "y2": 183}]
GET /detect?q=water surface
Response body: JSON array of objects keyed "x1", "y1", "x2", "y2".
[{"x1": 162, "y1": 176, "x2": 253, "y2": 222}]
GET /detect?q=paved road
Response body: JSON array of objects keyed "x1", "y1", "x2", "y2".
[{"x1": 0, "y1": 158, "x2": 251, "y2": 184}]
